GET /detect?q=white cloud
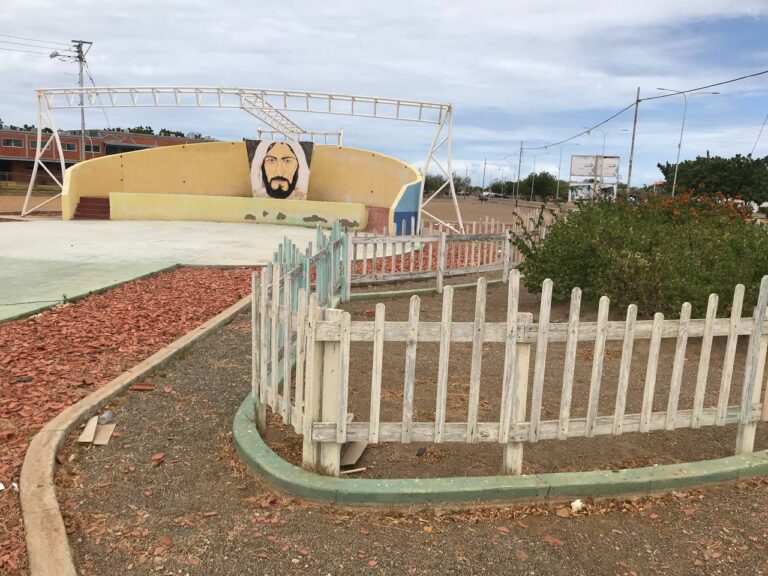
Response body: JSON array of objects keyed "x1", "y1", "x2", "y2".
[{"x1": 1, "y1": 0, "x2": 766, "y2": 184}]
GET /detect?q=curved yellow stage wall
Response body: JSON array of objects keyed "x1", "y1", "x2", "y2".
[{"x1": 62, "y1": 141, "x2": 422, "y2": 231}]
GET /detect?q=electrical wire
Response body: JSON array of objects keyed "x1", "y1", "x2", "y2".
[
  {"x1": 84, "y1": 60, "x2": 112, "y2": 129},
  {"x1": 503, "y1": 67, "x2": 768, "y2": 160},
  {"x1": 0, "y1": 34, "x2": 71, "y2": 47},
  {"x1": 0, "y1": 39, "x2": 74, "y2": 52},
  {"x1": 640, "y1": 69, "x2": 768, "y2": 102},
  {"x1": 749, "y1": 113, "x2": 768, "y2": 157},
  {"x1": 0, "y1": 46, "x2": 50, "y2": 56}
]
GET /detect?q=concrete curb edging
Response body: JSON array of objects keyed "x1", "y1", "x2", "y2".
[
  {"x1": 234, "y1": 394, "x2": 768, "y2": 505},
  {"x1": 20, "y1": 294, "x2": 252, "y2": 576}
]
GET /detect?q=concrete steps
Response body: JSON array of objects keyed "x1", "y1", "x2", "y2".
[{"x1": 74, "y1": 197, "x2": 110, "y2": 220}]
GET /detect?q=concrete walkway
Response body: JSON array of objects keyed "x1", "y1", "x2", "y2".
[{"x1": 0, "y1": 220, "x2": 317, "y2": 321}]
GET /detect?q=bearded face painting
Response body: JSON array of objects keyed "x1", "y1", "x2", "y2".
[{"x1": 246, "y1": 140, "x2": 313, "y2": 200}]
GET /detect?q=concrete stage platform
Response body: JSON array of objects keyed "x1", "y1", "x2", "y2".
[{"x1": 0, "y1": 220, "x2": 318, "y2": 321}]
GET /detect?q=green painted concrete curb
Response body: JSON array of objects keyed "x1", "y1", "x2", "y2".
[
  {"x1": 234, "y1": 394, "x2": 768, "y2": 504},
  {"x1": 349, "y1": 277, "x2": 506, "y2": 302}
]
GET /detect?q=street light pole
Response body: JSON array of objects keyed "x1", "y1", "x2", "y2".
[
  {"x1": 557, "y1": 143, "x2": 580, "y2": 201},
  {"x1": 657, "y1": 88, "x2": 719, "y2": 196},
  {"x1": 515, "y1": 141, "x2": 523, "y2": 207},
  {"x1": 528, "y1": 152, "x2": 548, "y2": 201},
  {"x1": 51, "y1": 40, "x2": 92, "y2": 163},
  {"x1": 72, "y1": 40, "x2": 92, "y2": 162}
]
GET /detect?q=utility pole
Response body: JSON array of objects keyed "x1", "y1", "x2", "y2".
[
  {"x1": 481, "y1": 158, "x2": 487, "y2": 191},
  {"x1": 515, "y1": 141, "x2": 523, "y2": 207},
  {"x1": 625, "y1": 87, "x2": 640, "y2": 198},
  {"x1": 71, "y1": 40, "x2": 92, "y2": 162}
]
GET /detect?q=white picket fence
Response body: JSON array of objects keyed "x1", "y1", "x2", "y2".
[
  {"x1": 252, "y1": 225, "x2": 768, "y2": 478},
  {"x1": 351, "y1": 218, "x2": 526, "y2": 291}
]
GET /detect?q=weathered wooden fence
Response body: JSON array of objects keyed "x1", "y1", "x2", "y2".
[
  {"x1": 350, "y1": 218, "x2": 518, "y2": 292},
  {"x1": 252, "y1": 222, "x2": 768, "y2": 479},
  {"x1": 250, "y1": 222, "x2": 346, "y2": 435}
]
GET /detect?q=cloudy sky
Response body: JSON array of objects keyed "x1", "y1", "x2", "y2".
[{"x1": 2, "y1": 0, "x2": 767, "y2": 185}]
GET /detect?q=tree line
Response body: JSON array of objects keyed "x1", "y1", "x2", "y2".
[
  {"x1": 427, "y1": 152, "x2": 768, "y2": 204},
  {"x1": 657, "y1": 153, "x2": 768, "y2": 204},
  {"x1": 0, "y1": 119, "x2": 205, "y2": 139}
]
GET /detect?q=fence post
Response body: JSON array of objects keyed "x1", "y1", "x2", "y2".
[
  {"x1": 735, "y1": 276, "x2": 768, "y2": 454},
  {"x1": 502, "y1": 313, "x2": 532, "y2": 475},
  {"x1": 319, "y1": 308, "x2": 344, "y2": 476},
  {"x1": 251, "y1": 271, "x2": 265, "y2": 434},
  {"x1": 302, "y1": 295, "x2": 322, "y2": 470},
  {"x1": 257, "y1": 264, "x2": 271, "y2": 433},
  {"x1": 436, "y1": 230, "x2": 447, "y2": 294},
  {"x1": 502, "y1": 230, "x2": 511, "y2": 282},
  {"x1": 343, "y1": 231, "x2": 352, "y2": 302}
]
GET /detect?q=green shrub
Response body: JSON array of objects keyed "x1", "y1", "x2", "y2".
[{"x1": 514, "y1": 195, "x2": 768, "y2": 317}]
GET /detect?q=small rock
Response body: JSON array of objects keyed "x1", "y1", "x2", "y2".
[
  {"x1": 570, "y1": 499, "x2": 584, "y2": 513},
  {"x1": 98, "y1": 410, "x2": 116, "y2": 425}
]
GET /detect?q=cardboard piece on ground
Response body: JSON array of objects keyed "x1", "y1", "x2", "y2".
[
  {"x1": 93, "y1": 423, "x2": 116, "y2": 446},
  {"x1": 341, "y1": 441, "x2": 368, "y2": 467},
  {"x1": 340, "y1": 412, "x2": 368, "y2": 467},
  {"x1": 77, "y1": 416, "x2": 99, "y2": 444}
]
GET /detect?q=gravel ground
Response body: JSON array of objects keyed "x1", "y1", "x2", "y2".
[
  {"x1": 0, "y1": 266, "x2": 254, "y2": 575},
  {"x1": 58, "y1": 312, "x2": 768, "y2": 576}
]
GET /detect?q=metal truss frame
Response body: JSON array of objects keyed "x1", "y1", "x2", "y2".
[
  {"x1": 24, "y1": 87, "x2": 462, "y2": 230},
  {"x1": 256, "y1": 128, "x2": 344, "y2": 146}
]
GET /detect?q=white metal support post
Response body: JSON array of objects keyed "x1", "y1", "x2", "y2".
[
  {"x1": 256, "y1": 129, "x2": 344, "y2": 145},
  {"x1": 419, "y1": 106, "x2": 463, "y2": 233},
  {"x1": 24, "y1": 87, "x2": 461, "y2": 227},
  {"x1": 22, "y1": 94, "x2": 67, "y2": 216}
]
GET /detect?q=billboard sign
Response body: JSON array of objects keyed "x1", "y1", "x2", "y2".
[
  {"x1": 569, "y1": 183, "x2": 594, "y2": 201},
  {"x1": 570, "y1": 155, "x2": 620, "y2": 178}
]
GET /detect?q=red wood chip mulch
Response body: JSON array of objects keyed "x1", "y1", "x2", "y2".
[{"x1": 0, "y1": 266, "x2": 254, "y2": 575}]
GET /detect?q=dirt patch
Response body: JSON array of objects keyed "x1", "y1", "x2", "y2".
[
  {"x1": 264, "y1": 278, "x2": 766, "y2": 479},
  {"x1": 0, "y1": 267, "x2": 254, "y2": 576},
  {"x1": 57, "y1": 314, "x2": 768, "y2": 576},
  {"x1": 0, "y1": 194, "x2": 61, "y2": 214},
  {"x1": 423, "y1": 197, "x2": 556, "y2": 225}
]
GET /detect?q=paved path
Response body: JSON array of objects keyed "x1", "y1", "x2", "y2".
[{"x1": 0, "y1": 220, "x2": 317, "y2": 321}]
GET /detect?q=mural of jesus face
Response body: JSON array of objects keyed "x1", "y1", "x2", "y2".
[
  {"x1": 246, "y1": 139, "x2": 312, "y2": 201},
  {"x1": 262, "y1": 142, "x2": 299, "y2": 199}
]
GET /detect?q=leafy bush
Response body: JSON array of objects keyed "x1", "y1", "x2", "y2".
[{"x1": 514, "y1": 195, "x2": 768, "y2": 317}]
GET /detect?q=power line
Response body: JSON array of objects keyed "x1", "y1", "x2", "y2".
[
  {"x1": 640, "y1": 69, "x2": 768, "y2": 102},
  {"x1": 84, "y1": 60, "x2": 112, "y2": 130},
  {"x1": 507, "y1": 67, "x2": 768, "y2": 159},
  {"x1": 749, "y1": 113, "x2": 768, "y2": 157},
  {"x1": 0, "y1": 46, "x2": 50, "y2": 56},
  {"x1": 0, "y1": 33, "x2": 71, "y2": 47},
  {"x1": 524, "y1": 102, "x2": 636, "y2": 151},
  {"x1": 0, "y1": 39, "x2": 74, "y2": 52}
]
